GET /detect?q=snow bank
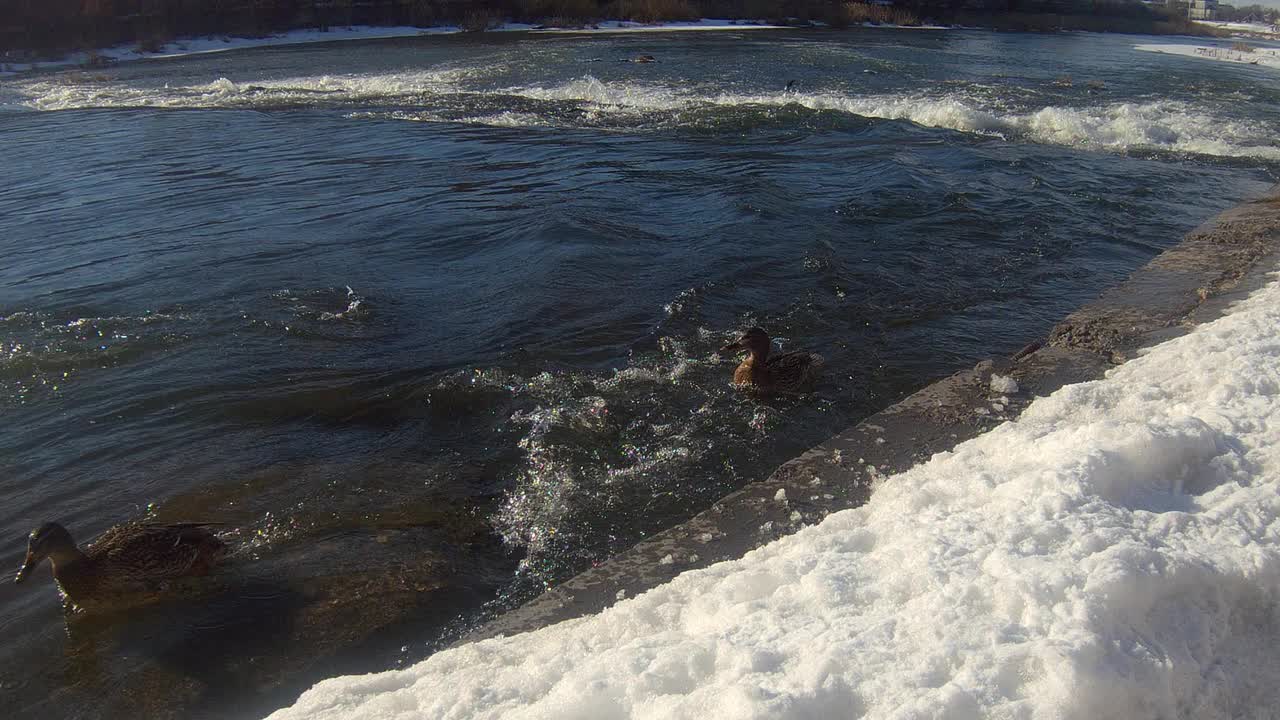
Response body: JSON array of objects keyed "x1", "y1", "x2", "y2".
[
  {"x1": 1194, "y1": 20, "x2": 1280, "y2": 38},
  {"x1": 539, "y1": 19, "x2": 787, "y2": 34},
  {"x1": 1135, "y1": 42, "x2": 1280, "y2": 71},
  {"x1": 543, "y1": 20, "x2": 943, "y2": 34},
  {"x1": 269, "y1": 268, "x2": 1280, "y2": 719}
]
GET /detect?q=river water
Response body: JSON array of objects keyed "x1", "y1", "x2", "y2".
[{"x1": 0, "y1": 27, "x2": 1277, "y2": 719}]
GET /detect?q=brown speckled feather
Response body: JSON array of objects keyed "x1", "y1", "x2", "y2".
[
  {"x1": 94, "y1": 520, "x2": 222, "y2": 571},
  {"x1": 764, "y1": 350, "x2": 824, "y2": 392},
  {"x1": 58, "y1": 523, "x2": 226, "y2": 609},
  {"x1": 734, "y1": 350, "x2": 824, "y2": 393}
]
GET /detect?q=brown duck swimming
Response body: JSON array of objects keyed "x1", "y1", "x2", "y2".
[
  {"x1": 720, "y1": 327, "x2": 823, "y2": 392},
  {"x1": 14, "y1": 521, "x2": 226, "y2": 612}
]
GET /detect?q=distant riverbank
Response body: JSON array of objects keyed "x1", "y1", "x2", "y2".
[
  {"x1": 3, "y1": 0, "x2": 1221, "y2": 62},
  {"x1": 1195, "y1": 19, "x2": 1280, "y2": 39},
  {"x1": 0, "y1": 21, "x2": 792, "y2": 74},
  {"x1": 2, "y1": 12, "x2": 1220, "y2": 76}
]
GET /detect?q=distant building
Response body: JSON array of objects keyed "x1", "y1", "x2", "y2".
[{"x1": 1188, "y1": 0, "x2": 1218, "y2": 19}]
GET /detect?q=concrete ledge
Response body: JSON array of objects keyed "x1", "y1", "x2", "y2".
[
  {"x1": 1048, "y1": 191, "x2": 1280, "y2": 362},
  {"x1": 461, "y1": 185, "x2": 1280, "y2": 644}
]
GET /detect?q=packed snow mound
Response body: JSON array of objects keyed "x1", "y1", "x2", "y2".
[
  {"x1": 270, "y1": 272, "x2": 1280, "y2": 719},
  {"x1": 1136, "y1": 43, "x2": 1280, "y2": 72}
]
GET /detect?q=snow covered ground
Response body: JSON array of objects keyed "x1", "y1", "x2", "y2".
[
  {"x1": 1195, "y1": 20, "x2": 1280, "y2": 38},
  {"x1": 1135, "y1": 42, "x2": 1280, "y2": 71},
  {"x1": 538, "y1": 19, "x2": 787, "y2": 34},
  {"x1": 268, "y1": 262, "x2": 1280, "y2": 718},
  {"x1": 545, "y1": 20, "x2": 945, "y2": 34}
]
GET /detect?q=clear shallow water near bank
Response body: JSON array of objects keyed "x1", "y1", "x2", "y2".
[{"x1": 0, "y1": 27, "x2": 1277, "y2": 719}]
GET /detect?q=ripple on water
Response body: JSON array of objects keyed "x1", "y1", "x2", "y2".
[{"x1": 0, "y1": 310, "x2": 195, "y2": 405}]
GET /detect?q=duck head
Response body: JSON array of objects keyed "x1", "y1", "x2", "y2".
[
  {"x1": 15, "y1": 522, "x2": 76, "y2": 584},
  {"x1": 720, "y1": 327, "x2": 771, "y2": 358}
]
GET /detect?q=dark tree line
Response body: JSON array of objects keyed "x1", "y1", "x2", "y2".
[{"x1": 1216, "y1": 3, "x2": 1280, "y2": 23}]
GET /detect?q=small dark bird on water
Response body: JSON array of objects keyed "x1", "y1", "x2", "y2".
[
  {"x1": 720, "y1": 327, "x2": 823, "y2": 393},
  {"x1": 785, "y1": 79, "x2": 798, "y2": 93},
  {"x1": 15, "y1": 521, "x2": 226, "y2": 612}
]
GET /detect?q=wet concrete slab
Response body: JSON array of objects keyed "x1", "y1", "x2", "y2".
[{"x1": 461, "y1": 185, "x2": 1280, "y2": 644}]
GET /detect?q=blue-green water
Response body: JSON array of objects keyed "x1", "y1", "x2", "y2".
[{"x1": 0, "y1": 27, "x2": 1277, "y2": 718}]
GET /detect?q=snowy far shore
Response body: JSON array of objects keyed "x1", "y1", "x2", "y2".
[
  {"x1": 268, "y1": 259, "x2": 1280, "y2": 718},
  {"x1": 0, "y1": 20, "x2": 795, "y2": 75},
  {"x1": 1135, "y1": 42, "x2": 1280, "y2": 71},
  {"x1": 1194, "y1": 19, "x2": 1280, "y2": 39}
]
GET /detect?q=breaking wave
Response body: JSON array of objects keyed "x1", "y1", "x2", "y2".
[
  {"x1": 13, "y1": 70, "x2": 1279, "y2": 160},
  {"x1": 417, "y1": 325, "x2": 817, "y2": 586},
  {"x1": 488, "y1": 76, "x2": 1280, "y2": 159},
  {"x1": 14, "y1": 68, "x2": 472, "y2": 111}
]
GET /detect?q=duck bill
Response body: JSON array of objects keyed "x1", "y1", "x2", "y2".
[
  {"x1": 14, "y1": 551, "x2": 36, "y2": 584},
  {"x1": 719, "y1": 340, "x2": 743, "y2": 354}
]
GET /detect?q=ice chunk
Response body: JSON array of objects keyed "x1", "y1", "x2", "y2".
[{"x1": 990, "y1": 373, "x2": 1019, "y2": 394}]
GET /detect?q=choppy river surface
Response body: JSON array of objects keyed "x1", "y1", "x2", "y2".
[{"x1": 1, "y1": 26, "x2": 1277, "y2": 719}]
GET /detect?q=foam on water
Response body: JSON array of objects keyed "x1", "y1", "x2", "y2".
[
  {"x1": 317, "y1": 286, "x2": 367, "y2": 322},
  {"x1": 256, "y1": 286, "x2": 381, "y2": 343},
  {"x1": 513, "y1": 75, "x2": 689, "y2": 112},
  {"x1": 270, "y1": 266, "x2": 1280, "y2": 720},
  {"x1": 13, "y1": 70, "x2": 1280, "y2": 159},
  {"x1": 506, "y1": 77, "x2": 1280, "y2": 159},
  {"x1": 15, "y1": 68, "x2": 473, "y2": 111},
  {"x1": 422, "y1": 328, "x2": 794, "y2": 585},
  {"x1": 12, "y1": 65, "x2": 1280, "y2": 158}
]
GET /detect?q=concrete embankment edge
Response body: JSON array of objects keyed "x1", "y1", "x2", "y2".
[{"x1": 461, "y1": 185, "x2": 1280, "y2": 644}]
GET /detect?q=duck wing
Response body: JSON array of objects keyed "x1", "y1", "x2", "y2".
[
  {"x1": 90, "y1": 523, "x2": 226, "y2": 580},
  {"x1": 765, "y1": 350, "x2": 824, "y2": 391}
]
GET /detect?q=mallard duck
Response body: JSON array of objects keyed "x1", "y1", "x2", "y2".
[
  {"x1": 14, "y1": 521, "x2": 226, "y2": 611},
  {"x1": 720, "y1": 327, "x2": 823, "y2": 393}
]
